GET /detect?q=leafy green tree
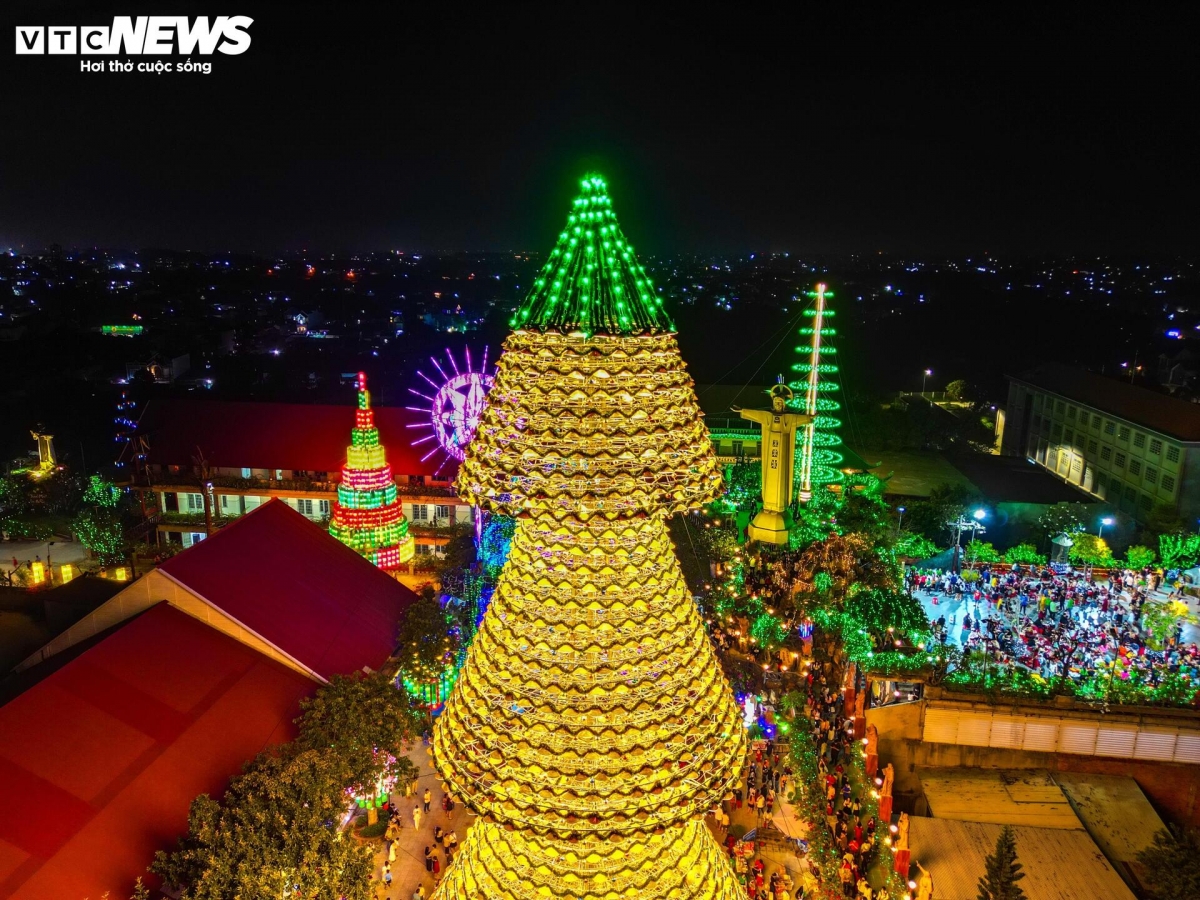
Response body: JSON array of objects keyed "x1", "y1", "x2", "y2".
[
  {"x1": 944, "y1": 379, "x2": 969, "y2": 401},
  {"x1": 1160, "y1": 532, "x2": 1200, "y2": 570},
  {"x1": 894, "y1": 531, "x2": 940, "y2": 560},
  {"x1": 72, "y1": 506, "x2": 124, "y2": 563},
  {"x1": 1003, "y1": 543, "x2": 1045, "y2": 566},
  {"x1": 130, "y1": 877, "x2": 151, "y2": 900},
  {"x1": 844, "y1": 588, "x2": 928, "y2": 641},
  {"x1": 1035, "y1": 502, "x2": 1090, "y2": 544},
  {"x1": 295, "y1": 669, "x2": 422, "y2": 801},
  {"x1": 395, "y1": 590, "x2": 458, "y2": 694},
  {"x1": 82, "y1": 475, "x2": 121, "y2": 507},
  {"x1": 1141, "y1": 599, "x2": 1200, "y2": 650},
  {"x1": 964, "y1": 540, "x2": 1001, "y2": 565},
  {"x1": 1068, "y1": 533, "x2": 1115, "y2": 567},
  {"x1": 1125, "y1": 544, "x2": 1157, "y2": 569},
  {"x1": 977, "y1": 825, "x2": 1028, "y2": 900},
  {"x1": 1144, "y1": 503, "x2": 1188, "y2": 540},
  {"x1": 1136, "y1": 826, "x2": 1200, "y2": 900},
  {"x1": 152, "y1": 748, "x2": 373, "y2": 900}
]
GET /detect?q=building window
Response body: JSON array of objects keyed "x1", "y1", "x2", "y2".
[
  {"x1": 1168, "y1": 446, "x2": 1181, "y2": 463},
  {"x1": 1133, "y1": 433, "x2": 1146, "y2": 449},
  {"x1": 435, "y1": 504, "x2": 452, "y2": 520},
  {"x1": 1056, "y1": 401, "x2": 1065, "y2": 414},
  {"x1": 731, "y1": 440, "x2": 744, "y2": 457},
  {"x1": 1150, "y1": 439, "x2": 1163, "y2": 455},
  {"x1": 1125, "y1": 485, "x2": 1137, "y2": 500},
  {"x1": 296, "y1": 498, "x2": 314, "y2": 516},
  {"x1": 1104, "y1": 421, "x2": 1115, "y2": 435},
  {"x1": 1066, "y1": 407, "x2": 1076, "y2": 420},
  {"x1": 319, "y1": 499, "x2": 330, "y2": 517},
  {"x1": 1115, "y1": 452, "x2": 1126, "y2": 468},
  {"x1": 1093, "y1": 414, "x2": 1103, "y2": 427},
  {"x1": 1163, "y1": 475, "x2": 1176, "y2": 492},
  {"x1": 1101, "y1": 447, "x2": 1112, "y2": 461},
  {"x1": 1088, "y1": 439, "x2": 1098, "y2": 454},
  {"x1": 1064, "y1": 429, "x2": 1074, "y2": 443},
  {"x1": 412, "y1": 504, "x2": 429, "y2": 521},
  {"x1": 1141, "y1": 494, "x2": 1153, "y2": 510},
  {"x1": 416, "y1": 543, "x2": 433, "y2": 555},
  {"x1": 241, "y1": 467, "x2": 252, "y2": 478},
  {"x1": 1117, "y1": 426, "x2": 1130, "y2": 442},
  {"x1": 1129, "y1": 460, "x2": 1141, "y2": 476},
  {"x1": 1052, "y1": 424, "x2": 1062, "y2": 440},
  {"x1": 185, "y1": 492, "x2": 204, "y2": 511},
  {"x1": 1146, "y1": 467, "x2": 1157, "y2": 485}
]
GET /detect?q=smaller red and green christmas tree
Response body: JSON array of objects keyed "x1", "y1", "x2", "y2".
[{"x1": 329, "y1": 372, "x2": 414, "y2": 570}]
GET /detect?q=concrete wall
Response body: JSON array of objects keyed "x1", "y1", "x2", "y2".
[{"x1": 868, "y1": 696, "x2": 1200, "y2": 827}]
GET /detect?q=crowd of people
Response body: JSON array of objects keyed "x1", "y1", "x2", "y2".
[
  {"x1": 796, "y1": 660, "x2": 891, "y2": 900},
  {"x1": 908, "y1": 563, "x2": 1200, "y2": 690}
]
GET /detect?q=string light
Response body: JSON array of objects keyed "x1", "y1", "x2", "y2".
[
  {"x1": 789, "y1": 283, "x2": 845, "y2": 498},
  {"x1": 328, "y1": 372, "x2": 415, "y2": 570}
]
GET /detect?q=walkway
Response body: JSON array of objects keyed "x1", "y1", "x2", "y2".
[{"x1": 368, "y1": 738, "x2": 472, "y2": 900}]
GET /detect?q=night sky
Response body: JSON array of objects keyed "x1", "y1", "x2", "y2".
[{"x1": 3, "y1": 4, "x2": 1199, "y2": 255}]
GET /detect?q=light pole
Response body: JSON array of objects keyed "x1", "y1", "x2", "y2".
[
  {"x1": 1098, "y1": 516, "x2": 1114, "y2": 540},
  {"x1": 921, "y1": 369, "x2": 932, "y2": 395},
  {"x1": 896, "y1": 506, "x2": 906, "y2": 537},
  {"x1": 951, "y1": 508, "x2": 987, "y2": 574}
]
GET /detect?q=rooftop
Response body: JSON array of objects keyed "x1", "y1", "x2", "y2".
[
  {"x1": 918, "y1": 767, "x2": 1083, "y2": 829},
  {"x1": 160, "y1": 500, "x2": 416, "y2": 680},
  {"x1": 141, "y1": 395, "x2": 451, "y2": 477},
  {"x1": 908, "y1": 817, "x2": 1136, "y2": 900},
  {"x1": 1012, "y1": 363, "x2": 1200, "y2": 442},
  {"x1": 0, "y1": 602, "x2": 312, "y2": 900}
]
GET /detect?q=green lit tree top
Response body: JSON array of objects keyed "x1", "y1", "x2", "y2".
[{"x1": 509, "y1": 174, "x2": 673, "y2": 335}]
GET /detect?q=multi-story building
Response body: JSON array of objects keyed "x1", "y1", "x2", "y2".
[
  {"x1": 126, "y1": 397, "x2": 474, "y2": 559},
  {"x1": 1001, "y1": 364, "x2": 1200, "y2": 521}
]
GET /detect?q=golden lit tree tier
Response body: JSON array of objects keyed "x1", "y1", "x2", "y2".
[
  {"x1": 456, "y1": 331, "x2": 722, "y2": 517},
  {"x1": 431, "y1": 513, "x2": 746, "y2": 837},
  {"x1": 431, "y1": 819, "x2": 743, "y2": 900}
]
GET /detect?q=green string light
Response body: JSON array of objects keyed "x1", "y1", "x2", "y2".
[{"x1": 509, "y1": 174, "x2": 674, "y2": 335}]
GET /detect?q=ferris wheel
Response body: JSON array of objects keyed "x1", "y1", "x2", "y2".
[{"x1": 405, "y1": 346, "x2": 494, "y2": 474}]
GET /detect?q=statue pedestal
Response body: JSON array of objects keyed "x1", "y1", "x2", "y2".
[
  {"x1": 865, "y1": 753, "x2": 878, "y2": 779},
  {"x1": 894, "y1": 849, "x2": 911, "y2": 879},
  {"x1": 878, "y1": 795, "x2": 893, "y2": 823},
  {"x1": 746, "y1": 508, "x2": 792, "y2": 545}
]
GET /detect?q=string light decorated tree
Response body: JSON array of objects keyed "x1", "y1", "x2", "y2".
[
  {"x1": 431, "y1": 175, "x2": 747, "y2": 900},
  {"x1": 788, "y1": 283, "x2": 845, "y2": 502},
  {"x1": 329, "y1": 372, "x2": 415, "y2": 572}
]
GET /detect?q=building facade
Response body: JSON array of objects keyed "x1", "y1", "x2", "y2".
[
  {"x1": 1001, "y1": 365, "x2": 1200, "y2": 521},
  {"x1": 127, "y1": 397, "x2": 474, "y2": 559}
]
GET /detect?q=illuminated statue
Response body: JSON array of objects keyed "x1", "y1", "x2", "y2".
[
  {"x1": 431, "y1": 175, "x2": 745, "y2": 900},
  {"x1": 916, "y1": 862, "x2": 934, "y2": 900},
  {"x1": 865, "y1": 724, "x2": 879, "y2": 757},
  {"x1": 896, "y1": 812, "x2": 910, "y2": 851},
  {"x1": 881, "y1": 762, "x2": 895, "y2": 798},
  {"x1": 736, "y1": 383, "x2": 811, "y2": 544}
]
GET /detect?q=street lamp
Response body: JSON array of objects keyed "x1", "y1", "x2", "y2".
[
  {"x1": 1099, "y1": 516, "x2": 1114, "y2": 540},
  {"x1": 922, "y1": 369, "x2": 932, "y2": 394},
  {"x1": 896, "y1": 506, "x2": 906, "y2": 536},
  {"x1": 950, "y1": 508, "x2": 987, "y2": 574}
]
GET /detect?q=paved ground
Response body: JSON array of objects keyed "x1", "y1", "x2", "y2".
[
  {"x1": 368, "y1": 738, "x2": 472, "y2": 900},
  {"x1": 914, "y1": 580, "x2": 1200, "y2": 649}
]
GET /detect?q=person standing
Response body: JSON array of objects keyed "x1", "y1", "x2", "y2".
[
  {"x1": 413, "y1": 805, "x2": 423, "y2": 831},
  {"x1": 423, "y1": 788, "x2": 432, "y2": 813}
]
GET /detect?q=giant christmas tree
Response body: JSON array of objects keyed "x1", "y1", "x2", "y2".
[
  {"x1": 329, "y1": 372, "x2": 415, "y2": 571},
  {"x1": 430, "y1": 176, "x2": 745, "y2": 900}
]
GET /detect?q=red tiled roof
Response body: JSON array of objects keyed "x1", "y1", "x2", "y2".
[
  {"x1": 160, "y1": 500, "x2": 416, "y2": 679},
  {"x1": 1011, "y1": 364, "x2": 1200, "y2": 442},
  {"x1": 0, "y1": 602, "x2": 314, "y2": 900},
  {"x1": 142, "y1": 396, "x2": 458, "y2": 478}
]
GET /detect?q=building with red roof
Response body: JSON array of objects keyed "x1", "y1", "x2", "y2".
[
  {"x1": 1, "y1": 501, "x2": 418, "y2": 898},
  {"x1": 129, "y1": 397, "x2": 472, "y2": 560},
  {"x1": 0, "y1": 603, "x2": 312, "y2": 899}
]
